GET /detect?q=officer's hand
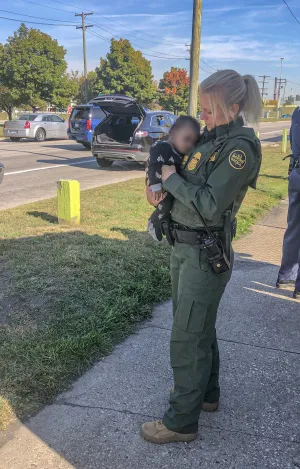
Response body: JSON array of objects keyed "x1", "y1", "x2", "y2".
[{"x1": 162, "y1": 165, "x2": 176, "y2": 183}]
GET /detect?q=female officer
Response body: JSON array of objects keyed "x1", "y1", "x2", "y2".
[{"x1": 141, "y1": 69, "x2": 262, "y2": 444}]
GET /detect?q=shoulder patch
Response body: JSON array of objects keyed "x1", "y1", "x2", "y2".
[
  {"x1": 229, "y1": 150, "x2": 247, "y2": 170},
  {"x1": 187, "y1": 152, "x2": 202, "y2": 171}
]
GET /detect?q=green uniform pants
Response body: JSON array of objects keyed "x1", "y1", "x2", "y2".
[{"x1": 162, "y1": 241, "x2": 233, "y2": 434}]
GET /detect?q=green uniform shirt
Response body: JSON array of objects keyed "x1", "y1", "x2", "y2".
[{"x1": 163, "y1": 117, "x2": 262, "y2": 229}]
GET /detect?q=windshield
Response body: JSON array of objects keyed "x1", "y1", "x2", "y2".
[
  {"x1": 70, "y1": 107, "x2": 91, "y2": 120},
  {"x1": 19, "y1": 114, "x2": 38, "y2": 121}
]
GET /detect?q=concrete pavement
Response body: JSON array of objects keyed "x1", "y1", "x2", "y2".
[
  {"x1": 1, "y1": 199, "x2": 299, "y2": 468},
  {"x1": 0, "y1": 140, "x2": 144, "y2": 210}
]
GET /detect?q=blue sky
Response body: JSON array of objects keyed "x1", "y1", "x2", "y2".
[{"x1": 1, "y1": 0, "x2": 300, "y2": 97}]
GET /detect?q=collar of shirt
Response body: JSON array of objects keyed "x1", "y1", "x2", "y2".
[{"x1": 201, "y1": 116, "x2": 244, "y2": 142}]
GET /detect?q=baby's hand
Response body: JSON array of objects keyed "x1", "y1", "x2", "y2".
[{"x1": 154, "y1": 190, "x2": 163, "y2": 201}]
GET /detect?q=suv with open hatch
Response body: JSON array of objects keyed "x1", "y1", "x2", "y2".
[
  {"x1": 90, "y1": 95, "x2": 176, "y2": 167},
  {"x1": 68, "y1": 104, "x2": 106, "y2": 149}
]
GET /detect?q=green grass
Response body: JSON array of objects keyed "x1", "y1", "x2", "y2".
[{"x1": 0, "y1": 147, "x2": 288, "y2": 429}]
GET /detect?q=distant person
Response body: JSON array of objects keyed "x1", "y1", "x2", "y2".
[
  {"x1": 276, "y1": 107, "x2": 300, "y2": 300},
  {"x1": 147, "y1": 116, "x2": 200, "y2": 241}
]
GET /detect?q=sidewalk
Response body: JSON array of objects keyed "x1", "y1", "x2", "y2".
[{"x1": 1, "y1": 200, "x2": 299, "y2": 469}]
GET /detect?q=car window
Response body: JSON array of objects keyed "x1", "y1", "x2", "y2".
[
  {"x1": 51, "y1": 115, "x2": 64, "y2": 122},
  {"x1": 71, "y1": 107, "x2": 91, "y2": 120},
  {"x1": 91, "y1": 107, "x2": 106, "y2": 119},
  {"x1": 42, "y1": 115, "x2": 52, "y2": 122},
  {"x1": 19, "y1": 114, "x2": 38, "y2": 121},
  {"x1": 169, "y1": 115, "x2": 176, "y2": 125},
  {"x1": 150, "y1": 114, "x2": 171, "y2": 128}
]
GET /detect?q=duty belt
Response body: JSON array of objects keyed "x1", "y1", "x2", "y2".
[{"x1": 170, "y1": 222, "x2": 233, "y2": 246}]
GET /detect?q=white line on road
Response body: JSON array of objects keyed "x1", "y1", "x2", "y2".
[
  {"x1": 260, "y1": 131, "x2": 286, "y2": 136},
  {"x1": 5, "y1": 158, "x2": 96, "y2": 176}
]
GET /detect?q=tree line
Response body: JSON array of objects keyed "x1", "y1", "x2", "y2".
[{"x1": 0, "y1": 24, "x2": 191, "y2": 120}]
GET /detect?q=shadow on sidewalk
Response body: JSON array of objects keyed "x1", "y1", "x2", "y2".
[{"x1": 0, "y1": 232, "x2": 299, "y2": 468}]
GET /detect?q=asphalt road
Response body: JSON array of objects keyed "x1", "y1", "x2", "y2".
[
  {"x1": 0, "y1": 140, "x2": 144, "y2": 210},
  {"x1": 0, "y1": 121, "x2": 291, "y2": 210}
]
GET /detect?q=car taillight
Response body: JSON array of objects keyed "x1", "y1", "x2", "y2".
[
  {"x1": 135, "y1": 130, "x2": 148, "y2": 138},
  {"x1": 86, "y1": 119, "x2": 92, "y2": 131},
  {"x1": 24, "y1": 121, "x2": 30, "y2": 129}
]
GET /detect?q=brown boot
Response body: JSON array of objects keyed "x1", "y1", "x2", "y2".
[
  {"x1": 201, "y1": 401, "x2": 219, "y2": 412},
  {"x1": 141, "y1": 420, "x2": 197, "y2": 444}
]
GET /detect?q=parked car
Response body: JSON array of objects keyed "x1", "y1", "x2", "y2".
[
  {"x1": 67, "y1": 104, "x2": 106, "y2": 149},
  {"x1": 90, "y1": 95, "x2": 176, "y2": 167},
  {"x1": 0, "y1": 163, "x2": 4, "y2": 184},
  {"x1": 3, "y1": 114, "x2": 68, "y2": 142}
]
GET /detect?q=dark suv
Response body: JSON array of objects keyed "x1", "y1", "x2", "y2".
[
  {"x1": 68, "y1": 104, "x2": 106, "y2": 149},
  {"x1": 90, "y1": 95, "x2": 176, "y2": 167}
]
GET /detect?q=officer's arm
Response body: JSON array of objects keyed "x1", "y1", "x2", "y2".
[
  {"x1": 290, "y1": 123, "x2": 293, "y2": 149},
  {"x1": 163, "y1": 142, "x2": 256, "y2": 223}
]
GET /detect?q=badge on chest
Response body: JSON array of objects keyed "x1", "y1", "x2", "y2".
[{"x1": 187, "y1": 152, "x2": 202, "y2": 172}]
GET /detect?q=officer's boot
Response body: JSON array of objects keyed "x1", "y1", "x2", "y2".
[{"x1": 141, "y1": 420, "x2": 197, "y2": 444}]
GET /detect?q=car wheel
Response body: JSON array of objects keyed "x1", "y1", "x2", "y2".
[
  {"x1": 82, "y1": 143, "x2": 91, "y2": 150},
  {"x1": 10, "y1": 137, "x2": 21, "y2": 142},
  {"x1": 96, "y1": 158, "x2": 113, "y2": 168},
  {"x1": 35, "y1": 128, "x2": 46, "y2": 142}
]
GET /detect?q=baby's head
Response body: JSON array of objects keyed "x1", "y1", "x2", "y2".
[{"x1": 169, "y1": 115, "x2": 200, "y2": 155}]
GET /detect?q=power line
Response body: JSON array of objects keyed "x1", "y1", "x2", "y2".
[
  {"x1": 0, "y1": 9, "x2": 79, "y2": 24},
  {"x1": 25, "y1": 0, "x2": 190, "y2": 51},
  {"x1": 50, "y1": 0, "x2": 188, "y2": 47},
  {"x1": 282, "y1": 0, "x2": 300, "y2": 26},
  {"x1": 0, "y1": 15, "x2": 76, "y2": 26},
  {"x1": 86, "y1": 29, "x2": 189, "y2": 60},
  {"x1": 258, "y1": 75, "x2": 271, "y2": 98},
  {"x1": 93, "y1": 23, "x2": 188, "y2": 59},
  {"x1": 25, "y1": 0, "x2": 76, "y2": 14}
]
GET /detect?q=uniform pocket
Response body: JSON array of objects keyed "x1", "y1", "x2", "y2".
[{"x1": 174, "y1": 295, "x2": 208, "y2": 334}]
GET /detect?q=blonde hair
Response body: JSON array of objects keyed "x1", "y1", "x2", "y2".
[{"x1": 200, "y1": 69, "x2": 262, "y2": 127}]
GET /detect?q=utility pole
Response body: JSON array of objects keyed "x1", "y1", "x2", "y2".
[
  {"x1": 258, "y1": 75, "x2": 270, "y2": 98},
  {"x1": 75, "y1": 12, "x2": 93, "y2": 103},
  {"x1": 188, "y1": 0, "x2": 202, "y2": 117},
  {"x1": 274, "y1": 77, "x2": 278, "y2": 101},
  {"x1": 276, "y1": 57, "x2": 284, "y2": 118}
]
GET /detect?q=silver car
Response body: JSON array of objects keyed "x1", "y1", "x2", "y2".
[{"x1": 3, "y1": 113, "x2": 68, "y2": 142}]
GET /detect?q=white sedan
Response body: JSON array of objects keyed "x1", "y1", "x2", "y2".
[{"x1": 3, "y1": 113, "x2": 68, "y2": 142}]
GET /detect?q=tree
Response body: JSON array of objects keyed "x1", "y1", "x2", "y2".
[
  {"x1": 75, "y1": 71, "x2": 100, "y2": 103},
  {"x1": 96, "y1": 39, "x2": 156, "y2": 106},
  {"x1": 0, "y1": 86, "x2": 18, "y2": 120},
  {"x1": 158, "y1": 68, "x2": 190, "y2": 114},
  {"x1": 0, "y1": 24, "x2": 72, "y2": 111}
]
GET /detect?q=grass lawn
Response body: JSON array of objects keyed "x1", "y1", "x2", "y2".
[
  {"x1": 0, "y1": 124, "x2": 3, "y2": 138},
  {"x1": 0, "y1": 146, "x2": 288, "y2": 430}
]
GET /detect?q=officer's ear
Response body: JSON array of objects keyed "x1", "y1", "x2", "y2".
[{"x1": 229, "y1": 103, "x2": 240, "y2": 119}]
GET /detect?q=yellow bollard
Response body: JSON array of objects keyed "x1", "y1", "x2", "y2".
[
  {"x1": 57, "y1": 180, "x2": 80, "y2": 225},
  {"x1": 282, "y1": 129, "x2": 288, "y2": 153}
]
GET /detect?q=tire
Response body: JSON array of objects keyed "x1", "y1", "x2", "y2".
[
  {"x1": 10, "y1": 137, "x2": 21, "y2": 142},
  {"x1": 35, "y1": 128, "x2": 46, "y2": 142},
  {"x1": 96, "y1": 158, "x2": 113, "y2": 168},
  {"x1": 82, "y1": 143, "x2": 91, "y2": 150}
]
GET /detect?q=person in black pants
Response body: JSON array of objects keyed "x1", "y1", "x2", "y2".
[
  {"x1": 147, "y1": 116, "x2": 200, "y2": 241},
  {"x1": 277, "y1": 107, "x2": 300, "y2": 300}
]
